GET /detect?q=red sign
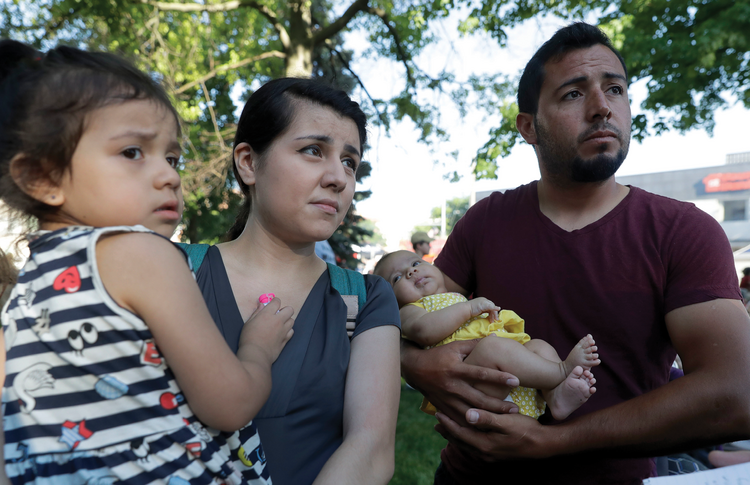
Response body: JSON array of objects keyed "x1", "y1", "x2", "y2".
[{"x1": 702, "y1": 172, "x2": 750, "y2": 193}]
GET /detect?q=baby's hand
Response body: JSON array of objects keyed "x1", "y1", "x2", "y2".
[
  {"x1": 238, "y1": 297, "x2": 295, "y2": 364},
  {"x1": 469, "y1": 297, "x2": 501, "y2": 323}
]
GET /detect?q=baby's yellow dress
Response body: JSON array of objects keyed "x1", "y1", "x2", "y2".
[{"x1": 409, "y1": 292, "x2": 546, "y2": 419}]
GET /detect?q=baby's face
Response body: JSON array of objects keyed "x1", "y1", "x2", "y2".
[{"x1": 376, "y1": 250, "x2": 447, "y2": 307}]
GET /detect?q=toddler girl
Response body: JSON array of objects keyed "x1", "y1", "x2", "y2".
[
  {"x1": 375, "y1": 250, "x2": 599, "y2": 420},
  {"x1": 0, "y1": 40, "x2": 293, "y2": 484}
]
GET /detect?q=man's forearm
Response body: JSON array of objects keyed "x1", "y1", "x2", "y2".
[
  {"x1": 545, "y1": 368, "x2": 750, "y2": 458},
  {"x1": 450, "y1": 300, "x2": 750, "y2": 460}
]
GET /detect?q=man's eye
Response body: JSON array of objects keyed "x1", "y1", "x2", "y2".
[
  {"x1": 122, "y1": 148, "x2": 143, "y2": 160},
  {"x1": 564, "y1": 91, "x2": 582, "y2": 100},
  {"x1": 610, "y1": 86, "x2": 624, "y2": 95}
]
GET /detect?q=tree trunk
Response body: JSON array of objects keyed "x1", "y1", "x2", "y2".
[
  {"x1": 284, "y1": 1, "x2": 314, "y2": 77},
  {"x1": 286, "y1": 42, "x2": 313, "y2": 76}
]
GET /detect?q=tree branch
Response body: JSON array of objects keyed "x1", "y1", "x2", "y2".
[
  {"x1": 366, "y1": 6, "x2": 415, "y2": 88},
  {"x1": 138, "y1": 0, "x2": 290, "y2": 48},
  {"x1": 313, "y1": 0, "x2": 369, "y2": 45},
  {"x1": 199, "y1": 80, "x2": 228, "y2": 152},
  {"x1": 140, "y1": 0, "x2": 257, "y2": 14},
  {"x1": 325, "y1": 41, "x2": 389, "y2": 129},
  {"x1": 175, "y1": 50, "x2": 286, "y2": 94}
]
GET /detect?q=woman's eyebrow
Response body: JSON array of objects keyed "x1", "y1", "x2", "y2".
[
  {"x1": 295, "y1": 134, "x2": 361, "y2": 158},
  {"x1": 344, "y1": 144, "x2": 361, "y2": 158}
]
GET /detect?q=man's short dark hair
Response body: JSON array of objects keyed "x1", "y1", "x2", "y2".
[{"x1": 517, "y1": 22, "x2": 627, "y2": 115}]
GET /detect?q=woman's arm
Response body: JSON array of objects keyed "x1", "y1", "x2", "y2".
[
  {"x1": 97, "y1": 233, "x2": 293, "y2": 432},
  {"x1": 400, "y1": 297, "x2": 500, "y2": 347},
  {"x1": 312, "y1": 325, "x2": 401, "y2": 485}
]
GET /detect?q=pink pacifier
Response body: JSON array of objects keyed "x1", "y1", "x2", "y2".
[{"x1": 259, "y1": 293, "x2": 275, "y2": 306}]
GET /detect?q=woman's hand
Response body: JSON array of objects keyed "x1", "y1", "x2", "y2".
[
  {"x1": 400, "y1": 339, "x2": 520, "y2": 426},
  {"x1": 239, "y1": 297, "x2": 295, "y2": 364}
]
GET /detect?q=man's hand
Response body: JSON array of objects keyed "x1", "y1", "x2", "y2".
[
  {"x1": 401, "y1": 339, "x2": 520, "y2": 425},
  {"x1": 434, "y1": 409, "x2": 554, "y2": 461}
]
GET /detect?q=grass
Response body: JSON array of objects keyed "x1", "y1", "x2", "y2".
[{"x1": 390, "y1": 385, "x2": 448, "y2": 485}]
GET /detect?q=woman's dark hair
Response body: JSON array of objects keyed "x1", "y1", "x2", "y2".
[
  {"x1": 0, "y1": 39, "x2": 180, "y2": 224},
  {"x1": 517, "y1": 22, "x2": 627, "y2": 115},
  {"x1": 226, "y1": 78, "x2": 368, "y2": 240}
]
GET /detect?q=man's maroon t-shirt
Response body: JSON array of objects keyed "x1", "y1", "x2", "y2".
[{"x1": 434, "y1": 182, "x2": 740, "y2": 484}]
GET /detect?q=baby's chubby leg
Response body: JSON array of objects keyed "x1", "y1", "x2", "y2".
[
  {"x1": 462, "y1": 336, "x2": 513, "y2": 402},
  {"x1": 464, "y1": 335, "x2": 573, "y2": 392}
]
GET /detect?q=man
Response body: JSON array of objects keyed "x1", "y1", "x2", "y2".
[
  {"x1": 411, "y1": 231, "x2": 433, "y2": 259},
  {"x1": 401, "y1": 22, "x2": 750, "y2": 484}
]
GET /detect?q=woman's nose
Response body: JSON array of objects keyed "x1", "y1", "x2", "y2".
[{"x1": 322, "y1": 160, "x2": 347, "y2": 192}]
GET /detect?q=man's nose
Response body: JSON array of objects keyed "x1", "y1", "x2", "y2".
[{"x1": 588, "y1": 89, "x2": 611, "y2": 122}]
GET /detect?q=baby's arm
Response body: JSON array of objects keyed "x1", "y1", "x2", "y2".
[
  {"x1": 400, "y1": 297, "x2": 500, "y2": 348},
  {"x1": 97, "y1": 233, "x2": 293, "y2": 432}
]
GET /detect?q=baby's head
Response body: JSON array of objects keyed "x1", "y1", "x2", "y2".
[
  {"x1": 374, "y1": 250, "x2": 448, "y2": 308},
  {"x1": 0, "y1": 40, "x2": 183, "y2": 237}
]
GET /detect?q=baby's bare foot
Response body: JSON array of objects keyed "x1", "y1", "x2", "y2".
[
  {"x1": 545, "y1": 366, "x2": 596, "y2": 420},
  {"x1": 563, "y1": 334, "x2": 600, "y2": 375}
]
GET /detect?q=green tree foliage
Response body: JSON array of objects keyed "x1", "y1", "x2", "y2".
[
  {"x1": 358, "y1": 219, "x2": 387, "y2": 246},
  {"x1": 3, "y1": 0, "x2": 744, "y2": 205},
  {"x1": 457, "y1": 0, "x2": 750, "y2": 163},
  {"x1": 429, "y1": 196, "x2": 469, "y2": 235},
  {"x1": 0, "y1": 0, "x2": 476, "y2": 251}
]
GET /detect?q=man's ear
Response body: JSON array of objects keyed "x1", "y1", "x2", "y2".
[
  {"x1": 9, "y1": 154, "x2": 65, "y2": 207},
  {"x1": 234, "y1": 142, "x2": 259, "y2": 187},
  {"x1": 516, "y1": 113, "x2": 537, "y2": 145}
]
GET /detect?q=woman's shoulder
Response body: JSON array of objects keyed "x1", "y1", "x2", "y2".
[{"x1": 352, "y1": 273, "x2": 401, "y2": 336}]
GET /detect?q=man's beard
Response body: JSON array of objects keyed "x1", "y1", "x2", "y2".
[{"x1": 535, "y1": 118, "x2": 630, "y2": 184}]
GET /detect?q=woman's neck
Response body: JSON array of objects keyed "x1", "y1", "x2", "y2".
[
  {"x1": 218, "y1": 220, "x2": 325, "y2": 276},
  {"x1": 215, "y1": 220, "x2": 328, "y2": 321}
]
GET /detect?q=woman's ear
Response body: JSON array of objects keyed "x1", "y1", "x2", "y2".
[
  {"x1": 9, "y1": 154, "x2": 65, "y2": 207},
  {"x1": 516, "y1": 113, "x2": 538, "y2": 145},
  {"x1": 234, "y1": 142, "x2": 259, "y2": 187}
]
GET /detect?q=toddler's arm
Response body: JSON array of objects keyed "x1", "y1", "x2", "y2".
[
  {"x1": 400, "y1": 297, "x2": 500, "y2": 347},
  {"x1": 97, "y1": 233, "x2": 293, "y2": 432},
  {"x1": 0, "y1": 333, "x2": 9, "y2": 484},
  {"x1": 236, "y1": 297, "x2": 295, "y2": 409}
]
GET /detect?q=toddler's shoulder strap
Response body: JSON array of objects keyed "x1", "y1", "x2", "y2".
[
  {"x1": 176, "y1": 243, "x2": 210, "y2": 274},
  {"x1": 327, "y1": 263, "x2": 366, "y2": 339}
]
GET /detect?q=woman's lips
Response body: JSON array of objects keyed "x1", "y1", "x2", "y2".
[{"x1": 312, "y1": 199, "x2": 339, "y2": 214}]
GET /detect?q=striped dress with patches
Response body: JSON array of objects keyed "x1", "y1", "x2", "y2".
[{"x1": 1, "y1": 225, "x2": 271, "y2": 484}]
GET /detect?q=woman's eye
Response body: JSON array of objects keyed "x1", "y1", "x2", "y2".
[
  {"x1": 342, "y1": 158, "x2": 359, "y2": 172},
  {"x1": 300, "y1": 145, "x2": 322, "y2": 157},
  {"x1": 122, "y1": 147, "x2": 143, "y2": 160}
]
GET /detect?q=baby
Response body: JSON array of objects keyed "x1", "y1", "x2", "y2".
[{"x1": 375, "y1": 250, "x2": 600, "y2": 420}]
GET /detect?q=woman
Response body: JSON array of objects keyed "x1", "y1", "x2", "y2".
[{"x1": 193, "y1": 78, "x2": 401, "y2": 485}]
